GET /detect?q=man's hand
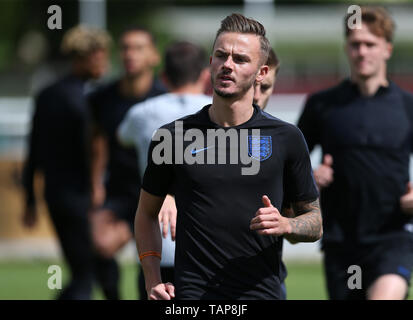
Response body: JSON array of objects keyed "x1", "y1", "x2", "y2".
[
  {"x1": 148, "y1": 282, "x2": 175, "y2": 300},
  {"x1": 250, "y1": 195, "x2": 292, "y2": 236},
  {"x1": 90, "y1": 210, "x2": 132, "y2": 258},
  {"x1": 158, "y1": 194, "x2": 177, "y2": 241},
  {"x1": 314, "y1": 154, "x2": 334, "y2": 189},
  {"x1": 400, "y1": 182, "x2": 413, "y2": 216},
  {"x1": 23, "y1": 204, "x2": 37, "y2": 228}
]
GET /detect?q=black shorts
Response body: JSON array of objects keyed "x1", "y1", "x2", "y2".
[
  {"x1": 103, "y1": 194, "x2": 138, "y2": 231},
  {"x1": 323, "y1": 233, "x2": 413, "y2": 300}
]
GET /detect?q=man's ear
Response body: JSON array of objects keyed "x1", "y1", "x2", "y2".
[
  {"x1": 150, "y1": 47, "x2": 161, "y2": 67},
  {"x1": 384, "y1": 42, "x2": 393, "y2": 61},
  {"x1": 256, "y1": 65, "x2": 269, "y2": 83}
]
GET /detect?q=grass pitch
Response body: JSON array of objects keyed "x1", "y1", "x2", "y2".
[{"x1": 0, "y1": 260, "x2": 410, "y2": 300}]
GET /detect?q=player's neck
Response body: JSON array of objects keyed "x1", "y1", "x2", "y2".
[
  {"x1": 121, "y1": 70, "x2": 154, "y2": 98},
  {"x1": 209, "y1": 90, "x2": 254, "y2": 127},
  {"x1": 351, "y1": 70, "x2": 388, "y2": 97}
]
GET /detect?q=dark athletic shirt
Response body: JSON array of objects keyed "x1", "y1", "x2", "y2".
[
  {"x1": 298, "y1": 79, "x2": 413, "y2": 246},
  {"x1": 23, "y1": 74, "x2": 92, "y2": 206},
  {"x1": 88, "y1": 78, "x2": 166, "y2": 198},
  {"x1": 143, "y1": 104, "x2": 318, "y2": 299}
]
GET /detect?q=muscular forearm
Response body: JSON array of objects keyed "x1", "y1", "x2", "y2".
[
  {"x1": 284, "y1": 199, "x2": 323, "y2": 243},
  {"x1": 284, "y1": 211, "x2": 323, "y2": 243}
]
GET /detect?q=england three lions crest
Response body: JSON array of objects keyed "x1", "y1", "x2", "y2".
[{"x1": 248, "y1": 135, "x2": 272, "y2": 161}]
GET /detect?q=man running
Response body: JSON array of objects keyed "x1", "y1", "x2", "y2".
[
  {"x1": 136, "y1": 13, "x2": 322, "y2": 300},
  {"x1": 298, "y1": 6, "x2": 413, "y2": 300},
  {"x1": 22, "y1": 25, "x2": 110, "y2": 300},
  {"x1": 88, "y1": 26, "x2": 166, "y2": 299}
]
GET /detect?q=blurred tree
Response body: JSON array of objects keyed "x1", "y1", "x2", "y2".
[
  {"x1": 0, "y1": 0, "x2": 79, "y2": 71},
  {"x1": 0, "y1": 0, "x2": 26, "y2": 70}
]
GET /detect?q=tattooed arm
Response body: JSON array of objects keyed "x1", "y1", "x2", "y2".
[
  {"x1": 250, "y1": 196, "x2": 322, "y2": 243},
  {"x1": 284, "y1": 199, "x2": 322, "y2": 244}
]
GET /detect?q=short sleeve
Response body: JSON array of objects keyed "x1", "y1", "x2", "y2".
[
  {"x1": 283, "y1": 126, "x2": 319, "y2": 204},
  {"x1": 141, "y1": 133, "x2": 174, "y2": 197},
  {"x1": 297, "y1": 95, "x2": 321, "y2": 152}
]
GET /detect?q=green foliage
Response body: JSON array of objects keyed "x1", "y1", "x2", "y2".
[{"x1": 0, "y1": 0, "x2": 26, "y2": 70}]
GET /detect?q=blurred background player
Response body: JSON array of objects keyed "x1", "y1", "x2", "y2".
[
  {"x1": 298, "y1": 6, "x2": 413, "y2": 300},
  {"x1": 88, "y1": 26, "x2": 166, "y2": 299},
  {"x1": 118, "y1": 40, "x2": 211, "y2": 299},
  {"x1": 22, "y1": 25, "x2": 111, "y2": 300},
  {"x1": 253, "y1": 47, "x2": 280, "y2": 111}
]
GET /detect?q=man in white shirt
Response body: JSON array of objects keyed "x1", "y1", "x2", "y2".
[{"x1": 118, "y1": 41, "x2": 211, "y2": 299}]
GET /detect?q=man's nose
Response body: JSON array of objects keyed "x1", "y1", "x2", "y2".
[
  {"x1": 223, "y1": 56, "x2": 234, "y2": 69},
  {"x1": 358, "y1": 43, "x2": 368, "y2": 56}
]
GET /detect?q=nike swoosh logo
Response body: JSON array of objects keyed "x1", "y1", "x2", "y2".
[{"x1": 191, "y1": 146, "x2": 213, "y2": 155}]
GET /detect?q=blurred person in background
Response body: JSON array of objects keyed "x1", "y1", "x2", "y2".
[
  {"x1": 298, "y1": 6, "x2": 413, "y2": 300},
  {"x1": 88, "y1": 26, "x2": 166, "y2": 299},
  {"x1": 253, "y1": 47, "x2": 279, "y2": 111},
  {"x1": 22, "y1": 25, "x2": 111, "y2": 300},
  {"x1": 118, "y1": 40, "x2": 211, "y2": 299}
]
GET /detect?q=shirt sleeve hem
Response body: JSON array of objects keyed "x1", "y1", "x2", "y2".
[
  {"x1": 141, "y1": 185, "x2": 168, "y2": 198},
  {"x1": 286, "y1": 194, "x2": 319, "y2": 204}
]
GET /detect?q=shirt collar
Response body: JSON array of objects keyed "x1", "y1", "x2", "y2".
[{"x1": 346, "y1": 78, "x2": 393, "y2": 97}]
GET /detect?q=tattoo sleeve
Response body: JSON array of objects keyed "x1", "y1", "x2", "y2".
[{"x1": 284, "y1": 198, "x2": 322, "y2": 243}]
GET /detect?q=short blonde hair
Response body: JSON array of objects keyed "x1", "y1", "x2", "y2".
[
  {"x1": 266, "y1": 48, "x2": 280, "y2": 75},
  {"x1": 61, "y1": 25, "x2": 111, "y2": 57}
]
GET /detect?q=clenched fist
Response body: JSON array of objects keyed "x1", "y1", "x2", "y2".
[{"x1": 250, "y1": 195, "x2": 292, "y2": 236}]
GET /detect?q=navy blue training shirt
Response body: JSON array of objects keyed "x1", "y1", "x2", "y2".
[
  {"x1": 88, "y1": 79, "x2": 166, "y2": 199},
  {"x1": 23, "y1": 74, "x2": 92, "y2": 205},
  {"x1": 298, "y1": 79, "x2": 413, "y2": 246},
  {"x1": 142, "y1": 104, "x2": 319, "y2": 300}
]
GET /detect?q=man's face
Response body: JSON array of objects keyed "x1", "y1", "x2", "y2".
[
  {"x1": 210, "y1": 32, "x2": 267, "y2": 99},
  {"x1": 84, "y1": 48, "x2": 108, "y2": 79},
  {"x1": 253, "y1": 67, "x2": 276, "y2": 109},
  {"x1": 120, "y1": 31, "x2": 159, "y2": 76},
  {"x1": 346, "y1": 23, "x2": 392, "y2": 79}
]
